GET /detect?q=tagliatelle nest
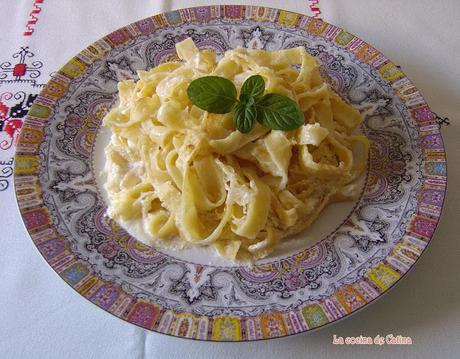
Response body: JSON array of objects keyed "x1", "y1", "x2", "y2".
[{"x1": 103, "y1": 38, "x2": 369, "y2": 261}]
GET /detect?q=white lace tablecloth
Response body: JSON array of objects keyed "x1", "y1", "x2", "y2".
[{"x1": 1, "y1": 1, "x2": 459, "y2": 358}]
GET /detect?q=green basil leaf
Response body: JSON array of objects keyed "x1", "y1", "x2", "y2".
[
  {"x1": 240, "y1": 75, "x2": 265, "y2": 99},
  {"x1": 255, "y1": 93, "x2": 304, "y2": 131},
  {"x1": 187, "y1": 76, "x2": 237, "y2": 114},
  {"x1": 233, "y1": 103, "x2": 257, "y2": 133}
]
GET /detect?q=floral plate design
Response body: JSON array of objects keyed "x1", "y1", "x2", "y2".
[{"x1": 14, "y1": 6, "x2": 446, "y2": 341}]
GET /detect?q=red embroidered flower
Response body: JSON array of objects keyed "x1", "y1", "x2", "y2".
[
  {"x1": 4, "y1": 119, "x2": 23, "y2": 138},
  {"x1": 0, "y1": 103, "x2": 8, "y2": 119},
  {"x1": 13, "y1": 64, "x2": 27, "y2": 77}
]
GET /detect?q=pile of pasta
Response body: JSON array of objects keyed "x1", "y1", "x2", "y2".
[{"x1": 103, "y1": 38, "x2": 368, "y2": 261}]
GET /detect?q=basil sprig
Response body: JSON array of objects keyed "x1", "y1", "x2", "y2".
[{"x1": 187, "y1": 75, "x2": 304, "y2": 133}]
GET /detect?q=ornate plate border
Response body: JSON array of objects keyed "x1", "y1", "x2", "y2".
[{"x1": 14, "y1": 6, "x2": 447, "y2": 341}]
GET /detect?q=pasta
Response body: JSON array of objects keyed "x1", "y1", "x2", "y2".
[{"x1": 103, "y1": 38, "x2": 369, "y2": 261}]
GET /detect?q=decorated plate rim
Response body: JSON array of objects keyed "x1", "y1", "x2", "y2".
[{"x1": 14, "y1": 5, "x2": 447, "y2": 341}]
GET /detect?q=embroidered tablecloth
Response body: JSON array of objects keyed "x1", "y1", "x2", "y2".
[{"x1": 1, "y1": 1, "x2": 459, "y2": 358}]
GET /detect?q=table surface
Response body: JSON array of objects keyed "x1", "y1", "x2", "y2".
[{"x1": 1, "y1": 1, "x2": 459, "y2": 358}]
